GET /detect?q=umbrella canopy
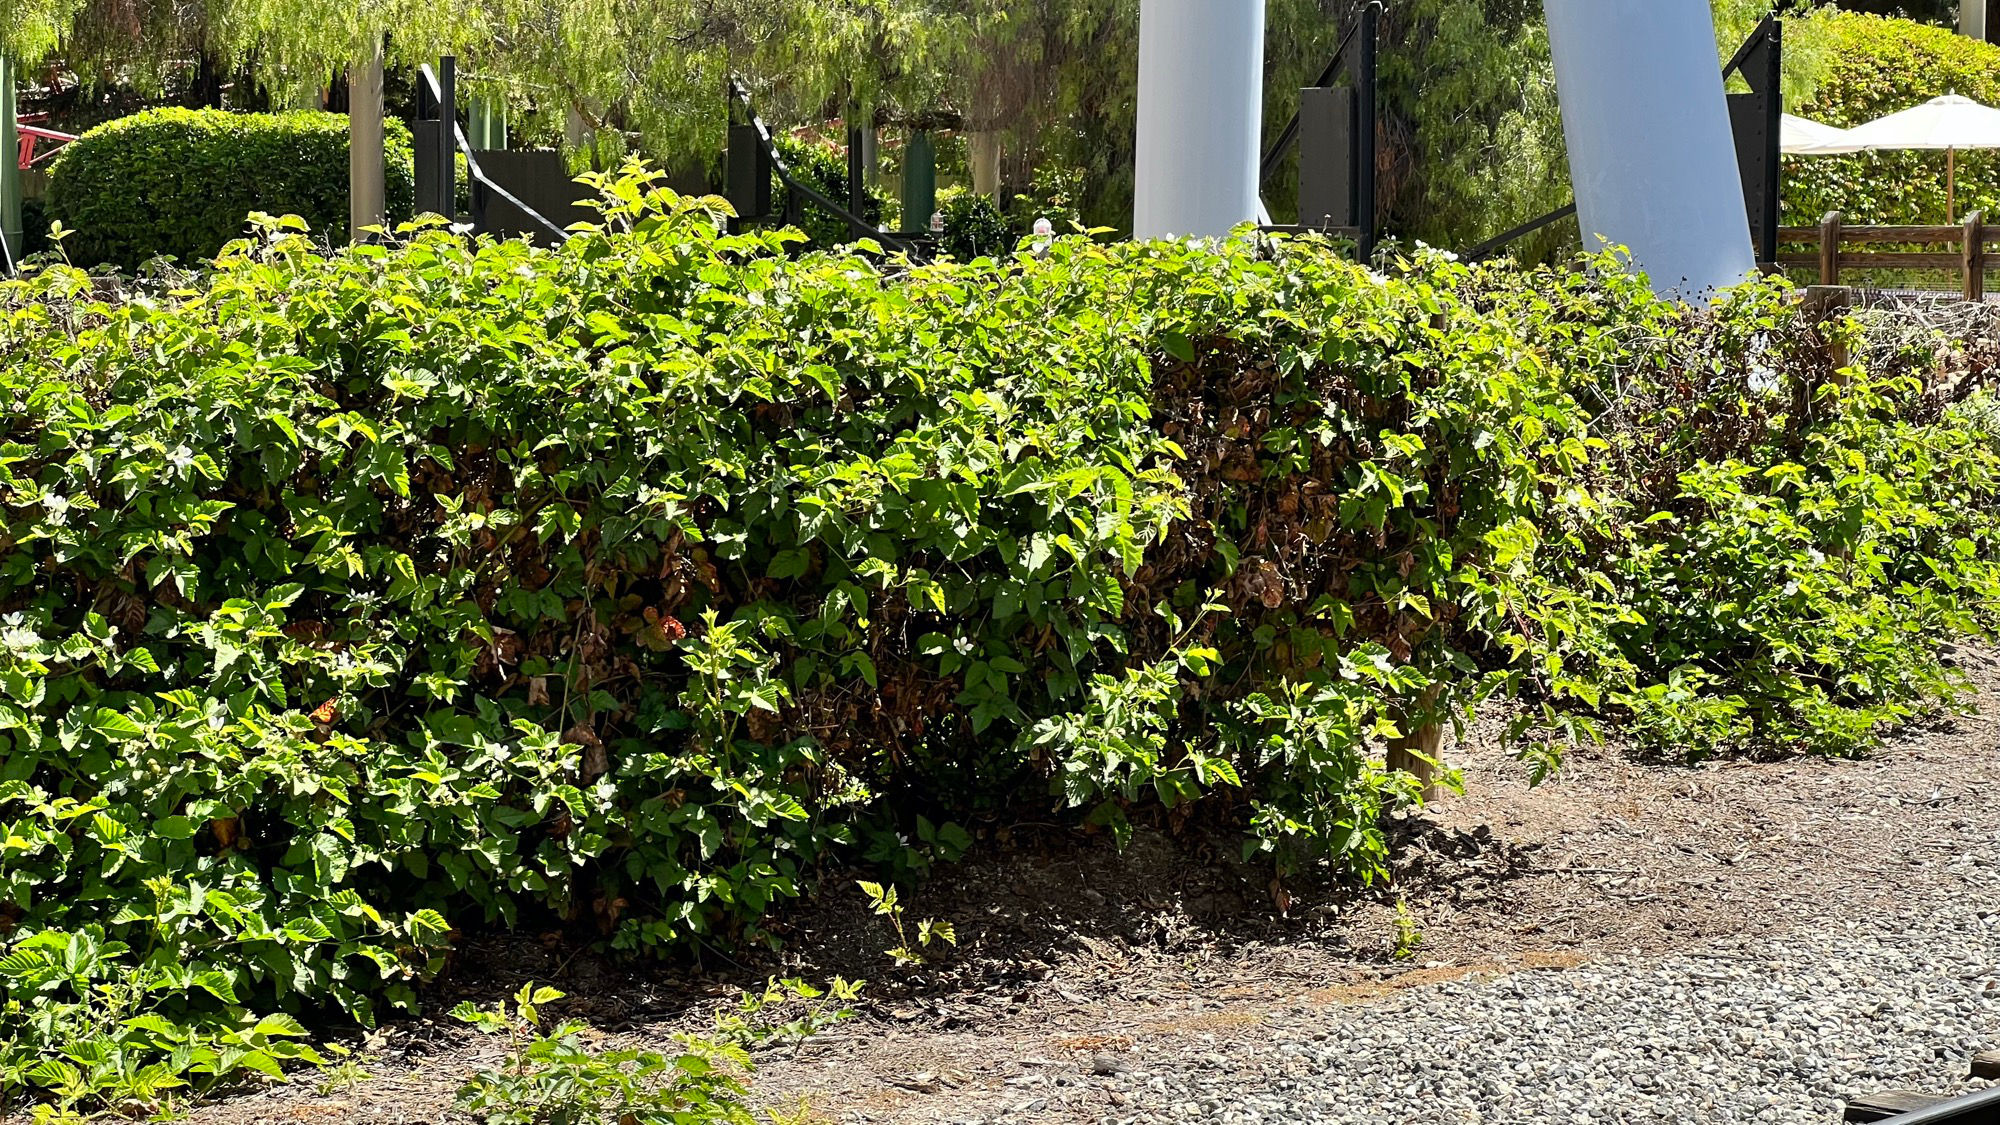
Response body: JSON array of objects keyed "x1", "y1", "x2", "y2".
[
  {"x1": 1781, "y1": 114, "x2": 1863, "y2": 155},
  {"x1": 1839, "y1": 94, "x2": 2000, "y2": 151},
  {"x1": 1837, "y1": 95, "x2": 2000, "y2": 221}
]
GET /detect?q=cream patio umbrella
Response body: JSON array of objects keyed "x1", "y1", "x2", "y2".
[
  {"x1": 1781, "y1": 114, "x2": 1862, "y2": 155},
  {"x1": 1839, "y1": 94, "x2": 2000, "y2": 221}
]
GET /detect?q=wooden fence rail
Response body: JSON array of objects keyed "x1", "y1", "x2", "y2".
[{"x1": 1776, "y1": 210, "x2": 1995, "y2": 300}]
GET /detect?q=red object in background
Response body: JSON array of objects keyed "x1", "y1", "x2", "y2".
[{"x1": 15, "y1": 113, "x2": 76, "y2": 170}]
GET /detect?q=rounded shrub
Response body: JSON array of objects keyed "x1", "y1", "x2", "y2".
[
  {"x1": 1786, "y1": 12, "x2": 2000, "y2": 225},
  {"x1": 933, "y1": 185, "x2": 1014, "y2": 260},
  {"x1": 47, "y1": 108, "x2": 416, "y2": 270}
]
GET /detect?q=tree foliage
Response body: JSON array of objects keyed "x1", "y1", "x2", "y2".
[
  {"x1": 3, "y1": 0, "x2": 1859, "y2": 252},
  {"x1": 0, "y1": 0, "x2": 87, "y2": 68},
  {"x1": 0, "y1": 0, "x2": 482, "y2": 99},
  {"x1": 1714, "y1": 0, "x2": 1836, "y2": 107},
  {"x1": 1835, "y1": 0, "x2": 1955, "y2": 23}
]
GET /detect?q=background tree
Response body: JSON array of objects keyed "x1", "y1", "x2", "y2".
[
  {"x1": 0, "y1": 0, "x2": 1898, "y2": 253},
  {"x1": 933, "y1": 0, "x2": 1567, "y2": 251},
  {"x1": 1837, "y1": 0, "x2": 1955, "y2": 22}
]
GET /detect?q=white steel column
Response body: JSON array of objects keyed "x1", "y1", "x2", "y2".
[
  {"x1": 348, "y1": 35, "x2": 386, "y2": 244},
  {"x1": 1545, "y1": 0, "x2": 1756, "y2": 297},
  {"x1": 1133, "y1": 0, "x2": 1265, "y2": 240}
]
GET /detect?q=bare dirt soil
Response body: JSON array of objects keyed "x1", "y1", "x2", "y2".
[{"x1": 174, "y1": 647, "x2": 2000, "y2": 1125}]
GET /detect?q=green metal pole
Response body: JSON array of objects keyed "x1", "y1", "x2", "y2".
[
  {"x1": 1, "y1": 58, "x2": 21, "y2": 266},
  {"x1": 901, "y1": 130, "x2": 935, "y2": 234},
  {"x1": 468, "y1": 94, "x2": 507, "y2": 151}
]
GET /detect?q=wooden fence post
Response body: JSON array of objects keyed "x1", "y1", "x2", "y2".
[
  {"x1": 1804, "y1": 284, "x2": 1852, "y2": 387},
  {"x1": 1819, "y1": 211, "x2": 1842, "y2": 286},
  {"x1": 1387, "y1": 686, "x2": 1444, "y2": 804},
  {"x1": 1966, "y1": 210, "x2": 1986, "y2": 303}
]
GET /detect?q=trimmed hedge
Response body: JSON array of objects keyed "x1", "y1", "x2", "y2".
[
  {"x1": 3, "y1": 167, "x2": 1999, "y2": 1113},
  {"x1": 47, "y1": 109, "x2": 416, "y2": 271},
  {"x1": 1786, "y1": 12, "x2": 2000, "y2": 225}
]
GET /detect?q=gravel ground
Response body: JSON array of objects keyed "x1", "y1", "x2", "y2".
[
  {"x1": 175, "y1": 654, "x2": 2000, "y2": 1125},
  {"x1": 1087, "y1": 901, "x2": 2000, "y2": 1124},
  {"x1": 842, "y1": 661, "x2": 2000, "y2": 1125}
]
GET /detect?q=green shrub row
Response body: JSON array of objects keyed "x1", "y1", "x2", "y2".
[
  {"x1": 1786, "y1": 11, "x2": 2000, "y2": 225},
  {"x1": 1490, "y1": 269, "x2": 2000, "y2": 758},
  {"x1": 1, "y1": 168, "x2": 1997, "y2": 1114},
  {"x1": 46, "y1": 108, "x2": 417, "y2": 271}
]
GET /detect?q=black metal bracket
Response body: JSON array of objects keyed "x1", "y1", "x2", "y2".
[
  {"x1": 1463, "y1": 203, "x2": 1579, "y2": 264},
  {"x1": 1724, "y1": 15, "x2": 1784, "y2": 267},
  {"x1": 414, "y1": 58, "x2": 457, "y2": 218},
  {"x1": 726, "y1": 79, "x2": 923, "y2": 255},
  {"x1": 1261, "y1": 1, "x2": 1379, "y2": 256},
  {"x1": 417, "y1": 60, "x2": 570, "y2": 244}
]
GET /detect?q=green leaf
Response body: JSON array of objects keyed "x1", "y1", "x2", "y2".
[
  {"x1": 264, "y1": 583, "x2": 306, "y2": 610},
  {"x1": 155, "y1": 815, "x2": 198, "y2": 840},
  {"x1": 90, "y1": 708, "x2": 144, "y2": 741},
  {"x1": 409, "y1": 909, "x2": 451, "y2": 940},
  {"x1": 1198, "y1": 758, "x2": 1241, "y2": 788},
  {"x1": 768, "y1": 548, "x2": 812, "y2": 579},
  {"x1": 235, "y1": 1051, "x2": 286, "y2": 1080},
  {"x1": 193, "y1": 971, "x2": 238, "y2": 1004},
  {"x1": 251, "y1": 1013, "x2": 309, "y2": 1039}
]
